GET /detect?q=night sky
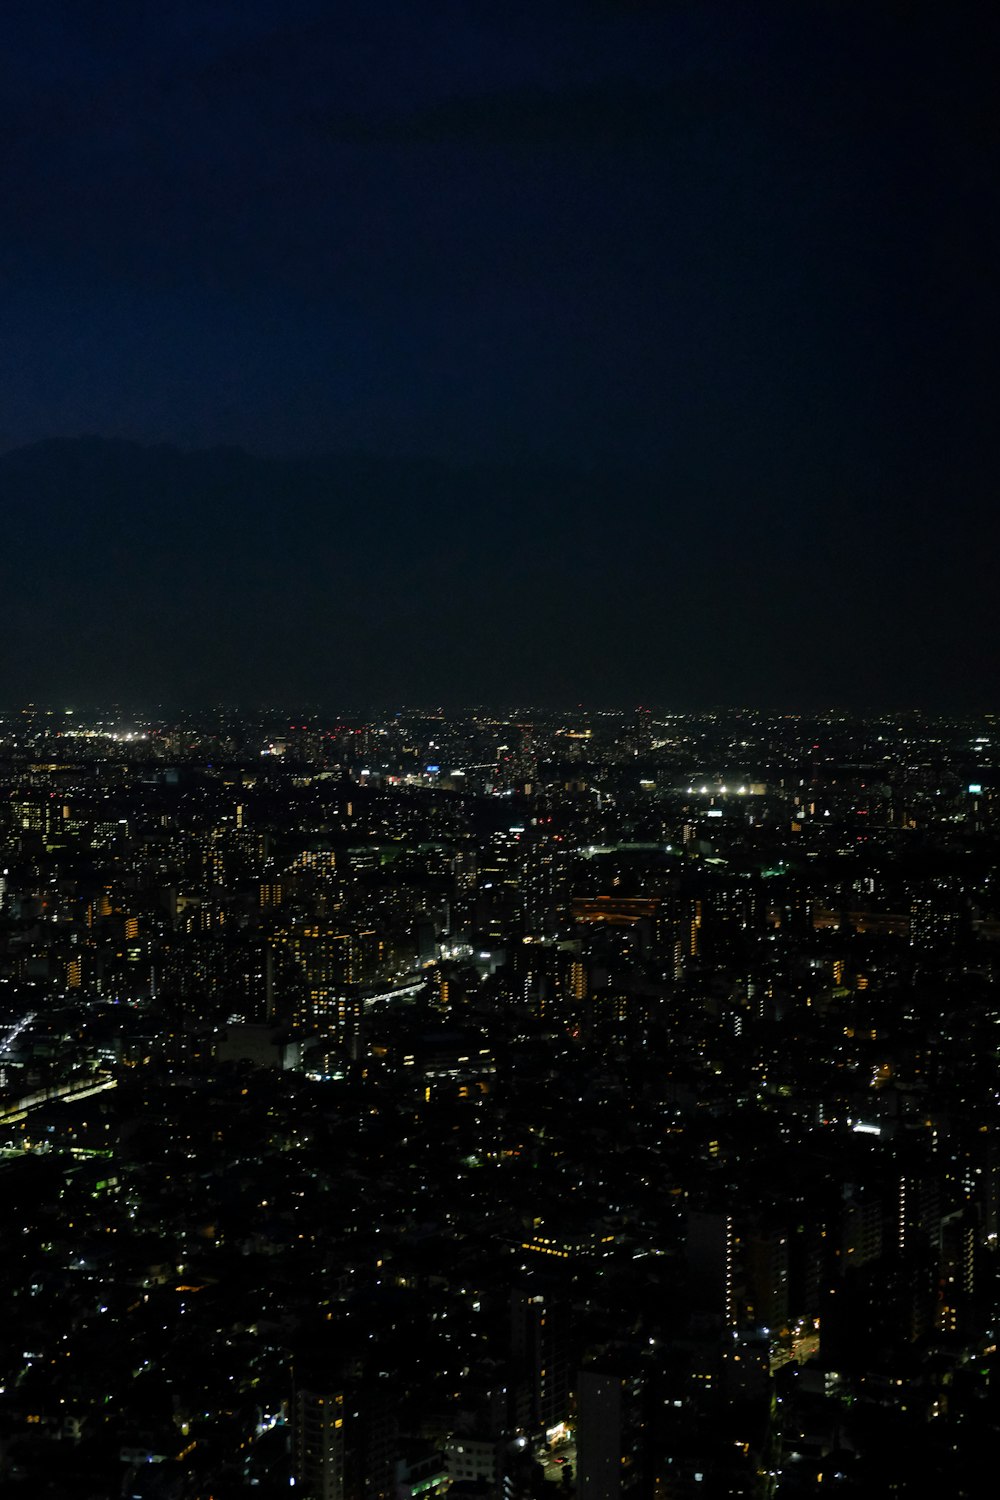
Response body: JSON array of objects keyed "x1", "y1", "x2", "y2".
[{"x1": 2, "y1": 1, "x2": 998, "y2": 711}]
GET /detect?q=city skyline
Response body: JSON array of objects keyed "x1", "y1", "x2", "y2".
[{"x1": 0, "y1": 702, "x2": 997, "y2": 1494}]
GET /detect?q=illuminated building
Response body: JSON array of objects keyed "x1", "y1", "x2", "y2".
[
  {"x1": 510, "y1": 1287, "x2": 571, "y2": 1435},
  {"x1": 686, "y1": 1209, "x2": 736, "y2": 1328},
  {"x1": 293, "y1": 1385, "x2": 359, "y2": 1500},
  {"x1": 280, "y1": 925, "x2": 381, "y2": 1043}
]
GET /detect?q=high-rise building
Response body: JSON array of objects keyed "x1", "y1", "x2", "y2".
[
  {"x1": 686, "y1": 1209, "x2": 736, "y2": 1328},
  {"x1": 576, "y1": 1357, "x2": 651, "y2": 1499},
  {"x1": 292, "y1": 1356, "x2": 396, "y2": 1500},
  {"x1": 293, "y1": 1385, "x2": 356, "y2": 1500},
  {"x1": 509, "y1": 1286, "x2": 571, "y2": 1436}
]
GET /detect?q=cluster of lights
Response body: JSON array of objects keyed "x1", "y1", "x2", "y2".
[{"x1": 62, "y1": 729, "x2": 148, "y2": 741}]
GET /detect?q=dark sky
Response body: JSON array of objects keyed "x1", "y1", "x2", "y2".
[{"x1": 1, "y1": 1, "x2": 998, "y2": 710}]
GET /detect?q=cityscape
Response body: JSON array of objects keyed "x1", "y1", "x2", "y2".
[
  {"x1": 0, "y1": 704, "x2": 997, "y2": 1496},
  {"x1": 4, "y1": 2, "x2": 998, "y2": 1495}
]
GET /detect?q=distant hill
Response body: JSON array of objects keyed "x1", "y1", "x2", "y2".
[{"x1": 0, "y1": 437, "x2": 634, "y2": 707}]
